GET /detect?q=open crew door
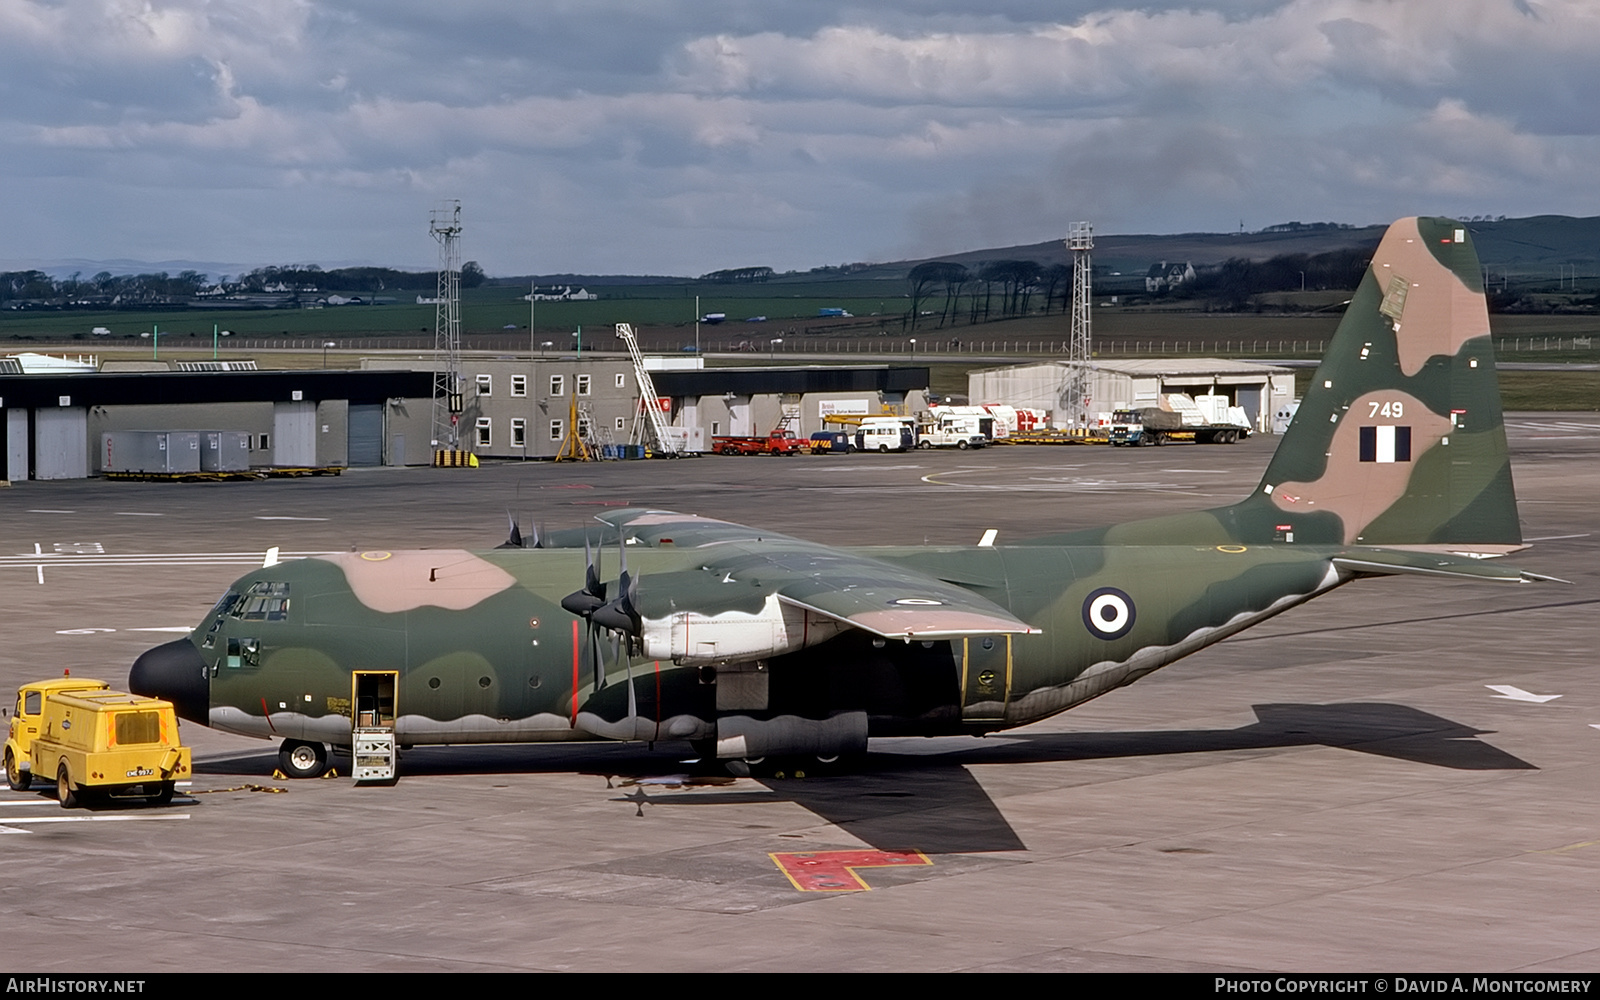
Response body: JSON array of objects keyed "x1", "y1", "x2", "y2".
[
  {"x1": 351, "y1": 671, "x2": 398, "y2": 785},
  {"x1": 960, "y1": 635, "x2": 1011, "y2": 723}
]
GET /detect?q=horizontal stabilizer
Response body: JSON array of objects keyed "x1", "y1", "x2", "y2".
[{"x1": 1333, "y1": 549, "x2": 1567, "y2": 585}]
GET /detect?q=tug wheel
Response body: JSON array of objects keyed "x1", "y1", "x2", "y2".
[
  {"x1": 4, "y1": 749, "x2": 28, "y2": 792},
  {"x1": 57, "y1": 763, "x2": 80, "y2": 809}
]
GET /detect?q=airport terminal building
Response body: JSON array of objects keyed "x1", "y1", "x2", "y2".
[{"x1": 363, "y1": 355, "x2": 929, "y2": 460}]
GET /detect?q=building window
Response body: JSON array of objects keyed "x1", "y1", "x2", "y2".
[
  {"x1": 475, "y1": 418, "x2": 492, "y2": 447},
  {"x1": 615, "y1": 373, "x2": 626, "y2": 388},
  {"x1": 511, "y1": 418, "x2": 526, "y2": 447},
  {"x1": 577, "y1": 418, "x2": 590, "y2": 439},
  {"x1": 550, "y1": 419, "x2": 564, "y2": 441},
  {"x1": 614, "y1": 417, "x2": 625, "y2": 431},
  {"x1": 549, "y1": 375, "x2": 564, "y2": 397},
  {"x1": 257, "y1": 433, "x2": 270, "y2": 451},
  {"x1": 511, "y1": 375, "x2": 526, "y2": 397},
  {"x1": 476, "y1": 374, "x2": 492, "y2": 396},
  {"x1": 576, "y1": 374, "x2": 591, "y2": 396}
]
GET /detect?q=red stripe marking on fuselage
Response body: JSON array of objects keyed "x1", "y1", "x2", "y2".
[
  {"x1": 260, "y1": 697, "x2": 278, "y2": 734},
  {"x1": 571, "y1": 619, "x2": 580, "y2": 725}
]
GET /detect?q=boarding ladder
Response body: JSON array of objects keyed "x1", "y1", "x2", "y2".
[{"x1": 614, "y1": 323, "x2": 683, "y2": 457}]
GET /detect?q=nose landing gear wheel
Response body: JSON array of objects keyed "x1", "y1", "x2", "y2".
[{"x1": 278, "y1": 739, "x2": 329, "y2": 779}]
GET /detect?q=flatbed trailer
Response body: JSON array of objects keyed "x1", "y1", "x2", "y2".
[
  {"x1": 1109, "y1": 408, "x2": 1247, "y2": 446},
  {"x1": 712, "y1": 432, "x2": 807, "y2": 456},
  {"x1": 101, "y1": 465, "x2": 344, "y2": 481}
]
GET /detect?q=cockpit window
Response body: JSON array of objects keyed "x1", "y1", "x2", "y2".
[{"x1": 231, "y1": 581, "x2": 290, "y2": 622}]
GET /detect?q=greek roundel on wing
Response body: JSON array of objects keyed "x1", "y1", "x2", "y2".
[{"x1": 1082, "y1": 587, "x2": 1135, "y2": 640}]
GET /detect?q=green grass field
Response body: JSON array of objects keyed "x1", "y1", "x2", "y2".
[
  {"x1": 0, "y1": 281, "x2": 913, "y2": 342},
  {"x1": 7, "y1": 288, "x2": 1595, "y2": 411}
]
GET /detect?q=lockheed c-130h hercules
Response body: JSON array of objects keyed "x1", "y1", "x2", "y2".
[{"x1": 131, "y1": 217, "x2": 1557, "y2": 779}]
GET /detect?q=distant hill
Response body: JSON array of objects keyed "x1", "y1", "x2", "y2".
[
  {"x1": 12, "y1": 215, "x2": 1596, "y2": 288},
  {"x1": 791, "y1": 215, "x2": 1600, "y2": 284}
]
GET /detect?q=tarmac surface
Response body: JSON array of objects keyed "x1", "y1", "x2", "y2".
[{"x1": 2, "y1": 415, "x2": 1597, "y2": 973}]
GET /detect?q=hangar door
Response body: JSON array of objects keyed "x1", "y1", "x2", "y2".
[
  {"x1": 5, "y1": 409, "x2": 27, "y2": 481},
  {"x1": 273, "y1": 401, "x2": 317, "y2": 467},
  {"x1": 1236, "y1": 386, "x2": 1263, "y2": 432},
  {"x1": 348, "y1": 404, "x2": 383, "y2": 467},
  {"x1": 35, "y1": 407, "x2": 88, "y2": 480},
  {"x1": 727, "y1": 396, "x2": 752, "y2": 437}
]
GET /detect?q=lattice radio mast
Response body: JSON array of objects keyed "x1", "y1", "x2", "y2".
[
  {"x1": 430, "y1": 200, "x2": 464, "y2": 455},
  {"x1": 1062, "y1": 221, "x2": 1094, "y2": 432}
]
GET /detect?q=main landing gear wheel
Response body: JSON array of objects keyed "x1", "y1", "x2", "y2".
[
  {"x1": 278, "y1": 739, "x2": 329, "y2": 779},
  {"x1": 5, "y1": 750, "x2": 28, "y2": 792}
]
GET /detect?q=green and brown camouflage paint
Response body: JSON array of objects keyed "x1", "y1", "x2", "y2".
[{"x1": 134, "y1": 218, "x2": 1543, "y2": 766}]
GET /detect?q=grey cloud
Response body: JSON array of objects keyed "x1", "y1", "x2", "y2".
[{"x1": 2, "y1": 0, "x2": 1597, "y2": 275}]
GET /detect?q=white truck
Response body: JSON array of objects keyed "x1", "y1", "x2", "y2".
[{"x1": 916, "y1": 412, "x2": 988, "y2": 449}]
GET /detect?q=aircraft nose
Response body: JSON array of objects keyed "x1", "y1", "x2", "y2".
[{"x1": 129, "y1": 637, "x2": 210, "y2": 724}]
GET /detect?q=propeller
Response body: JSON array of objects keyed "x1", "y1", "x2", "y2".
[
  {"x1": 559, "y1": 529, "x2": 645, "y2": 707},
  {"x1": 559, "y1": 532, "x2": 614, "y2": 691},
  {"x1": 559, "y1": 532, "x2": 607, "y2": 617},
  {"x1": 497, "y1": 511, "x2": 541, "y2": 549},
  {"x1": 590, "y1": 534, "x2": 643, "y2": 640}
]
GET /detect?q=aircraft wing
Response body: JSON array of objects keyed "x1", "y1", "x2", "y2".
[{"x1": 596, "y1": 508, "x2": 1040, "y2": 639}]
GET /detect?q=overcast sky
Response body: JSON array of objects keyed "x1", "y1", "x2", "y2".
[{"x1": 4, "y1": 0, "x2": 1597, "y2": 277}]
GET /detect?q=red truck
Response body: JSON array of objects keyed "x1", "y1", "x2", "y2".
[{"x1": 712, "y1": 428, "x2": 808, "y2": 456}]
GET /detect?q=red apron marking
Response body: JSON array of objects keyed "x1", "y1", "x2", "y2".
[{"x1": 770, "y1": 850, "x2": 931, "y2": 892}]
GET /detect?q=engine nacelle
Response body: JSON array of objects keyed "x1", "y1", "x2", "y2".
[{"x1": 640, "y1": 593, "x2": 847, "y2": 666}]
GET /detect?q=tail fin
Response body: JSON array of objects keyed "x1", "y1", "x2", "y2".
[{"x1": 1222, "y1": 216, "x2": 1519, "y2": 549}]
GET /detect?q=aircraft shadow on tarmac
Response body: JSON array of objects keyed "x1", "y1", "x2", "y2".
[{"x1": 198, "y1": 702, "x2": 1529, "y2": 856}]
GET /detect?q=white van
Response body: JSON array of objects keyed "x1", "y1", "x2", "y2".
[{"x1": 854, "y1": 418, "x2": 914, "y2": 452}]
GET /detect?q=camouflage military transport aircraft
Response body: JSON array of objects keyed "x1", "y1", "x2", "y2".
[{"x1": 131, "y1": 217, "x2": 1556, "y2": 778}]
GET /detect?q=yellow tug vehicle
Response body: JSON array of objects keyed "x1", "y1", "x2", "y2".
[{"x1": 5, "y1": 676, "x2": 191, "y2": 807}]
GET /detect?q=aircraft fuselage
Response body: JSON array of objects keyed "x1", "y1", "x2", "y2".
[{"x1": 145, "y1": 541, "x2": 1341, "y2": 757}]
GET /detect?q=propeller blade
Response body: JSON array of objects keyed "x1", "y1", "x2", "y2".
[
  {"x1": 590, "y1": 620, "x2": 606, "y2": 691},
  {"x1": 497, "y1": 510, "x2": 524, "y2": 549},
  {"x1": 561, "y1": 529, "x2": 610, "y2": 616}
]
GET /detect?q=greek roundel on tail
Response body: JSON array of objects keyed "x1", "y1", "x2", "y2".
[{"x1": 129, "y1": 217, "x2": 1560, "y2": 778}]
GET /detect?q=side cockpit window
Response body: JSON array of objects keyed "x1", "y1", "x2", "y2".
[{"x1": 231, "y1": 582, "x2": 290, "y2": 622}]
